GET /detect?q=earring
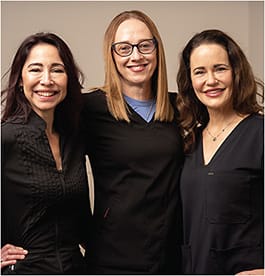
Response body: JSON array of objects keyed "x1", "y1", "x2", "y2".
[{"x1": 19, "y1": 86, "x2": 24, "y2": 93}]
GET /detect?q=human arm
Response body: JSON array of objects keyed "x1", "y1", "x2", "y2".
[
  {"x1": 1, "y1": 244, "x2": 28, "y2": 269},
  {"x1": 236, "y1": 269, "x2": 264, "y2": 275},
  {"x1": 1, "y1": 128, "x2": 28, "y2": 269}
]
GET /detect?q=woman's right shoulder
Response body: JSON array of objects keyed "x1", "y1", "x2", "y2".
[
  {"x1": 82, "y1": 88, "x2": 107, "y2": 110},
  {"x1": 82, "y1": 88, "x2": 106, "y2": 100},
  {"x1": 1, "y1": 121, "x2": 19, "y2": 145}
]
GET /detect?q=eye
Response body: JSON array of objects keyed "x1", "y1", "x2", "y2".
[
  {"x1": 29, "y1": 67, "x2": 41, "y2": 73},
  {"x1": 51, "y1": 68, "x2": 65, "y2": 73},
  {"x1": 117, "y1": 44, "x2": 131, "y2": 53},
  {"x1": 214, "y1": 64, "x2": 230, "y2": 73},
  {"x1": 139, "y1": 41, "x2": 152, "y2": 50},
  {"x1": 194, "y1": 69, "x2": 205, "y2": 75},
  {"x1": 138, "y1": 40, "x2": 155, "y2": 54},
  {"x1": 216, "y1": 66, "x2": 227, "y2": 72}
]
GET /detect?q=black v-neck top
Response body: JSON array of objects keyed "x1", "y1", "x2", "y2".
[
  {"x1": 180, "y1": 114, "x2": 264, "y2": 274},
  {"x1": 81, "y1": 90, "x2": 184, "y2": 274}
]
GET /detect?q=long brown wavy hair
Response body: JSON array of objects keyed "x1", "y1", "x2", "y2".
[{"x1": 176, "y1": 29, "x2": 264, "y2": 153}]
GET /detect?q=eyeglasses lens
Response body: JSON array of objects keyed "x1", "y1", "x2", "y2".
[{"x1": 113, "y1": 39, "x2": 156, "y2": 57}]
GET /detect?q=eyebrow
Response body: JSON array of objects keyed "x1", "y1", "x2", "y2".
[
  {"x1": 27, "y1": 62, "x2": 65, "y2": 68},
  {"x1": 193, "y1": 63, "x2": 230, "y2": 71},
  {"x1": 213, "y1": 63, "x2": 230, "y2": 68},
  {"x1": 113, "y1": 38, "x2": 154, "y2": 44}
]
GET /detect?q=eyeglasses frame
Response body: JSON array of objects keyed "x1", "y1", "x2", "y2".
[{"x1": 111, "y1": 38, "x2": 157, "y2": 57}]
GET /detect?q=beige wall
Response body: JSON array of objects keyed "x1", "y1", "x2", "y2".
[
  {"x1": 1, "y1": 0, "x2": 264, "y2": 210},
  {"x1": 1, "y1": 1, "x2": 264, "y2": 93}
]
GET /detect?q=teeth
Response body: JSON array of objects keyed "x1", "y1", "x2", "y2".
[
  {"x1": 129, "y1": 64, "x2": 145, "y2": 68},
  {"x1": 130, "y1": 65, "x2": 145, "y2": 71},
  {"x1": 37, "y1": 92, "x2": 54, "y2": 97}
]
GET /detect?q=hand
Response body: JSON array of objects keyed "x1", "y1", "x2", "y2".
[
  {"x1": 236, "y1": 269, "x2": 264, "y2": 275},
  {"x1": 1, "y1": 244, "x2": 28, "y2": 269}
]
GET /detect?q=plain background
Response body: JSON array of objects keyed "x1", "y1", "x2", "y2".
[
  {"x1": 1, "y1": 1, "x2": 264, "y2": 92},
  {"x1": 1, "y1": 0, "x2": 264, "y2": 209}
]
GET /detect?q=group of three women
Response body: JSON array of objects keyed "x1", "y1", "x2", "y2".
[{"x1": 1, "y1": 10, "x2": 263, "y2": 275}]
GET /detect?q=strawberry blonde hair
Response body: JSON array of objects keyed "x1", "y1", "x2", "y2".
[{"x1": 97, "y1": 10, "x2": 173, "y2": 122}]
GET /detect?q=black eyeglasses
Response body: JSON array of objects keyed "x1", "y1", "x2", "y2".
[{"x1": 112, "y1": 38, "x2": 157, "y2": 57}]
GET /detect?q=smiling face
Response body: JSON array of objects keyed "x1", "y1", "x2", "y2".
[
  {"x1": 21, "y1": 43, "x2": 67, "y2": 119},
  {"x1": 112, "y1": 18, "x2": 157, "y2": 92},
  {"x1": 190, "y1": 43, "x2": 233, "y2": 112}
]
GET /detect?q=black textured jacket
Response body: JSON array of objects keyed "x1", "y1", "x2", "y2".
[{"x1": 1, "y1": 111, "x2": 92, "y2": 274}]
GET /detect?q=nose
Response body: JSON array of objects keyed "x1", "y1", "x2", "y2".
[
  {"x1": 206, "y1": 72, "x2": 218, "y2": 85},
  {"x1": 40, "y1": 70, "x2": 54, "y2": 85},
  {"x1": 130, "y1": 46, "x2": 143, "y2": 59}
]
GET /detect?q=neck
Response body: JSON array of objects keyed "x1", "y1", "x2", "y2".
[
  {"x1": 207, "y1": 108, "x2": 238, "y2": 129},
  {"x1": 36, "y1": 111, "x2": 55, "y2": 135},
  {"x1": 122, "y1": 83, "x2": 153, "y2": 101}
]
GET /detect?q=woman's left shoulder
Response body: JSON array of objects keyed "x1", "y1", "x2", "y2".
[
  {"x1": 168, "y1": 91, "x2": 177, "y2": 100},
  {"x1": 242, "y1": 113, "x2": 264, "y2": 136},
  {"x1": 248, "y1": 113, "x2": 264, "y2": 125},
  {"x1": 168, "y1": 91, "x2": 178, "y2": 108}
]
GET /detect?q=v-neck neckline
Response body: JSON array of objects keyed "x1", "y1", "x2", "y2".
[
  {"x1": 126, "y1": 102, "x2": 155, "y2": 125},
  {"x1": 201, "y1": 114, "x2": 252, "y2": 166}
]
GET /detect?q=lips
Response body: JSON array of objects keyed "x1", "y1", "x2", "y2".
[
  {"x1": 203, "y1": 88, "x2": 225, "y2": 96},
  {"x1": 34, "y1": 90, "x2": 58, "y2": 97},
  {"x1": 127, "y1": 64, "x2": 147, "y2": 72}
]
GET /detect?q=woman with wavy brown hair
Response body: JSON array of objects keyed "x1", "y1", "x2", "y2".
[{"x1": 177, "y1": 29, "x2": 264, "y2": 275}]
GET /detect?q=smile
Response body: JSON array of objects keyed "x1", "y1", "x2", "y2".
[
  {"x1": 203, "y1": 88, "x2": 225, "y2": 95},
  {"x1": 127, "y1": 64, "x2": 147, "y2": 72},
  {"x1": 34, "y1": 91, "x2": 59, "y2": 97}
]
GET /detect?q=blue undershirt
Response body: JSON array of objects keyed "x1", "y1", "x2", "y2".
[{"x1": 124, "y1": 95, "x2": 156, "y2": 122}]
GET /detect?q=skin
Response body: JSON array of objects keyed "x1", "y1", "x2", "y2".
[
  {"x1": 189, "y1": 43, "x2": 264, "y2": 275},
  {"x1": 1, "y1": 43, "x2": 68, "y2": 270},
  {"x1": 21, "y1": 43, "x2": 67, "y2": 170},
  {"x1": 2, "y1": 42, "x2": 263, "y2": 276},
  {"x1": 1, "y1": 244, "x2": 28, "y2": 269},
  {"x1": 190, "y1": 43, "x2": 234, "y2": 118},
  {"x1": 21, "y1": 43, "x2": 67, "y2": 124},
  {"x1": 112, "y1": 18, "x2": 157, "y2": 100},
  {"x1": 236, "y1": 270, "x2": 264, "y2": 275},
  {"x1": 190, "y1": 43, "x2": 240, "y2": 164}
]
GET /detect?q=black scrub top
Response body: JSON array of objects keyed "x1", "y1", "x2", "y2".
[{"x1": 180, "y1": 114, "x2": 264, "y2": 275}]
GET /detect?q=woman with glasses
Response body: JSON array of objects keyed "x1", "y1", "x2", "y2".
[{"x1": 81, "y1": 10, "x2": 184, "y2": 274}]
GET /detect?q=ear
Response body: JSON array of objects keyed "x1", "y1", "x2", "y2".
[
  {"x1": 18, "y1": 80, "x2": 24, "y2": 92},
  {"x1": 19, "y1": 78, "x2": 24, "y2": 91}
]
